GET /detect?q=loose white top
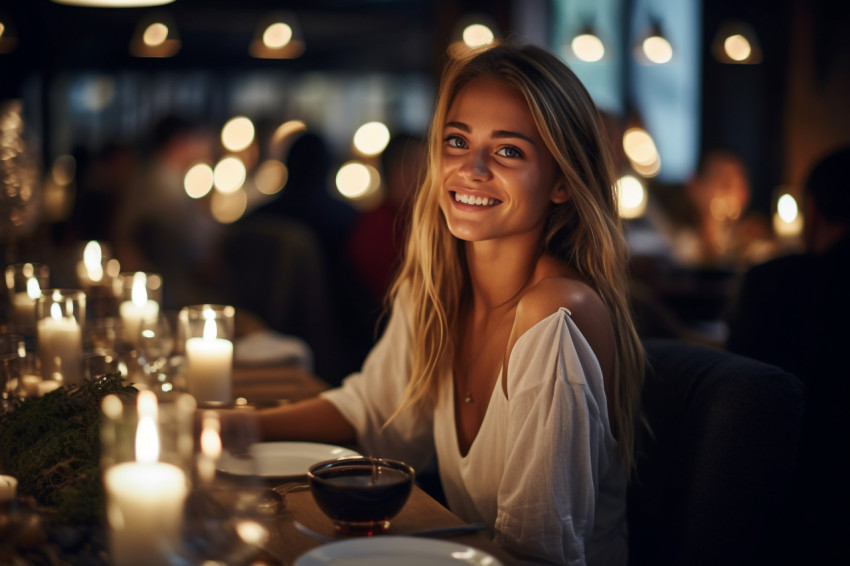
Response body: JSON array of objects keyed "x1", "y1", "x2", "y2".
[{"x1": 321, "y1": 289, "x2": 627, "y2": 565}]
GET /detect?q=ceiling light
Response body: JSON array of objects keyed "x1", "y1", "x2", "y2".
[
  {"x1": 711, "y1": 20, "x2": 763, "y2": 64},
  {"x1": 250, "y1": 12, "x2": 305, "y2": 59},
  {"x1": 571, "y1": 25, "x2": 605, "y2": 63},
  {"x1": 52, "y1": 1, "x2": 175, "y2": 6},
  {"x1": 635, "y1": 19, "x2": 673, "y2": 65},
  {"x1": 0, "y1": 11, "x2": 18, "y2": 54},
  {"x1": 129, "y1": 12, "x2": 180, "y2": 58}
]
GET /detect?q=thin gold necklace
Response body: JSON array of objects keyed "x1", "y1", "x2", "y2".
[{"x1": 458, "y1": 284, "x2": 527, "y2": 404}]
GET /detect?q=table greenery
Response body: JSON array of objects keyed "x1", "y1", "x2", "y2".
[{"x1": 0, "y1": 373, "x2": 137, "y2": 564}]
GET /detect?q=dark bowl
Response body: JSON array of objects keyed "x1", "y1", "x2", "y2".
[{"x1": 307, "y1": 457, "x2": 414, "y2": 534}]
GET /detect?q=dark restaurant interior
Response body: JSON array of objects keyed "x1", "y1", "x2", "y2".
[{"x1": 1, "y1": 0, "x2": 849, "y2": 564}]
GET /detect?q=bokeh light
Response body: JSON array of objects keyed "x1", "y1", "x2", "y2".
[
  {"x1": 263, "y1": 22, "x2": 292, "y2": 49},
  {"x1": 254, "y1": 159, "x2": 288, "y2": 195},
  {"x1": 336, "y1": 161, "x2": 379, "y2": 199},
  {"x1": 221, "y1": 116, "x2": 255, "y2": 152},
  {"x1": 143, "y1": 23, "x2": 169, "y2": 47},
  {"x1": 572, "y1": 33, "x2": 605, "y2": 63},
  {"x1": 462, "y1": 23, "x2": 494, "y2": 47},
  {"x1": 616, "y1": 175, "x2": 647, "y2": 219},
  {"x1": 353, "y1": 122, "x2": 390, "y2": 156},
  {"x1": 213, "y1": 157, "x2": 247, "y2": 194},
  {"x1": 184, "y1": 163, "x2": 214, "y2": 199}
]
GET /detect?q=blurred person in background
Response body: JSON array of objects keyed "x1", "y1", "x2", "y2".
[
  {"x1": 664, "y1": 149, "x2": 776, "y2": 270},
  {"x1": 113, "y1": 115, "x2": 222, "y2": 310},
  {"x1": 726, "y1": 144, "x2": 850, "y2": 565},
  {"x1": 347, "y1": 132, "x2": 425, "y2": 321},
  {"x1": 234, "y1": 130, "x2": 362, "y2": 383}
]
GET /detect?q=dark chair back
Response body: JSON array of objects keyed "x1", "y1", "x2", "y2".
[{"x1": 628, "y1": 339, "x2": 804, "y2": 566}]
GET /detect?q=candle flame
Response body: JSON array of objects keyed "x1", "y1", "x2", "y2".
[
  {"x1": 203, "y1": 309, "x2": 218, "y2": 340},
  {"x1": 131, "y1": 272, "x2": 148, "y2": 307},
  {"x1": 50, "y1": 302, "x2": 62, "y2": 320},
  {"x1": 135, "y1": 391, "x2": 160, "y2": 464},
  {"x1": 200, "y1": 412, "x2": 222, "y2": 459},
  {"x1": 26, "y1": 277, "x2": 41, "y2": 299},
  {"x1": 83, "y1": 241, "x2": 104, "y2": 282}
]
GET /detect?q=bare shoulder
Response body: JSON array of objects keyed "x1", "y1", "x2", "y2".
[
  {"x1": 510, "y1": 275, "x2": 615, "y2": 378},
  {"x1": 514, "y1": 276, "x2": 608, "y2": 336}
]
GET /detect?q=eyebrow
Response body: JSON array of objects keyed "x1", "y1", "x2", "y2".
[{"x1": 445, "y1": 121, "x2": 537, "y2": 146}]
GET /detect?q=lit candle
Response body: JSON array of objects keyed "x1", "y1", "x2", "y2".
[
  {"x1": 11, "y1": 277, "x2": 42, "y2": 333},
  {"x1": 37, "y1": 301, "x2": 82, "y2": 386},
  {"x1": 77, "y1": 240, "x2": 105, "y2": 287},
  {"x1": 185, "y1": 310, "x2": 233, "y2": 404},
  {"x1": 0, "y1": 475, "x2": 17, "y2": 503},
  {"x1": 119, "y1": 273, "x2": 159, "y2": 346},
  {"x1": 10, "y1": 374, "x2": 43, "y2": 397},
  {"x1": 105, "y1": 391, "x2": 188, "y2": 566},
  {"x1": 38, "y1": 380, "x2": 61, "y2": 396}
]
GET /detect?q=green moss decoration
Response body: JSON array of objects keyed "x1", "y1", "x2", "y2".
[{"x1": 0, "y1": 373, "x2": 138, "y2": 525}]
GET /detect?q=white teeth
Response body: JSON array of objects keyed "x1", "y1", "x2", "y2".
[{"x1": 454, "y1": 192, "x2": 496, "y2": 207}]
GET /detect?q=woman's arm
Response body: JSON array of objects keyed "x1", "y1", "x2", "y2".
[{"x1": 255, "y1": 397, "x2": 357, "y2": 444}]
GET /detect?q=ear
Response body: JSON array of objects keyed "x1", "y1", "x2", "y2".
[{"x1": 550, "y1": 180, "x2": 569, "y2": 204}]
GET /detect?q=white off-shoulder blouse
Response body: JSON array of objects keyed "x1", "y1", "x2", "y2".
[{"x1": 320, "y1": 289, "x2": 627, "y2": 565}]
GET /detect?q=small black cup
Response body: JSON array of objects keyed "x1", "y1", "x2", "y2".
[{"x1": 307, "y1": 457, "x2": 414, "y2": 535}]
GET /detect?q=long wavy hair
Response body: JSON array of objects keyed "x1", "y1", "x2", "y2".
[{"x1": 387, "y1": 41, "x2": 645, "y2": 472}]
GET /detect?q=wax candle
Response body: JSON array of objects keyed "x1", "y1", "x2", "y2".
[
  {"x1": 10, "y1": 277, "x2": 42, "y2": 333},
  {"x1": 10, "y1": 374, "x2": 42, "y2": 397},
  {"x1": 0, "y1": 475, "x2": 17, "y2": 502},
  {"x1": 119, "y1": 273, "x2": 159, "y2": 346},
  {"x1": 38, "y1": 380, "x2": 61, "y2": 396},
  {"x1": 105, "y1": 392, "x2": 188, "y2": 566},
  {"x1": 38, "y1": 302, "x2": 82, "y2": 386},
  {"x1": 185, "y1": 314, "x2": 233, "y2": 404}
]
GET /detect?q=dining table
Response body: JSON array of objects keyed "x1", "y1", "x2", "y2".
[{"x1": 228, "y1": 350, "x2": 520, "y2": 565}]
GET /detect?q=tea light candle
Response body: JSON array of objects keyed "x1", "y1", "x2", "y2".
[
  {"x1": 105, "y1": 392, "x2": 188, "y2": 566},
  {"x1": 119, "y1": 273, "x2": 159, "y2": 346},
  {"x1": 185, "y1": 312, "x2": 233, "y2": 404},
  {"x1": 38, "y1": 302, "x2": 82, "y2": 386},
  {"x1": 11, "y1": 277, "x2": 42, "y2": 332},
  {"x1": 10, "y1": 374, "x2": 42, "y2": 397},
  {"x1": 0, "y1": 475, "x2": 17, "y2": 502}
]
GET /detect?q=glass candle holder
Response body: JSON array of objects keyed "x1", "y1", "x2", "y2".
[
  {"x1": 179, "y1": 304, "x2": 235, "y2": 406},
  {"x1": 101, "y1": 390, "x2": 196, "y2": 566},
  {"x1": 116, "y1": 272, "x2": 162, "y2": 349},
  {"x1": 76, "y1": 241, "x2": 121, "y2": 319},
  {"x1": 36, "y1": 289, "x2": 85, "y2": 387},
  {"x1": 4, "y1": 262, "x2": 49, "y2": 339}
]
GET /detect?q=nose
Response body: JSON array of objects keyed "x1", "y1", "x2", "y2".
[{"x1": 459, "y1": 148, "x2": 491, "y2": 181}]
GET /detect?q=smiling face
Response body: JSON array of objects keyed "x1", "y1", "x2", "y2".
[{"x1": 438, "y1": 77, "x2": 567, "y2": 245}]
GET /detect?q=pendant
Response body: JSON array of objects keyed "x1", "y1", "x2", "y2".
[{"x1": 464, "y1": 392, "x2": 474, "y2": 404}]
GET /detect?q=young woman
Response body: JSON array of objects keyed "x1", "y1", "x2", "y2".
[{"x1": 254, "y1": 41, "x2": 645, "y2": 565}]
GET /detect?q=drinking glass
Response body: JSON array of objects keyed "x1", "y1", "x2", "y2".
[
  {"x1": 138, "y1": 311, "x2": 177, "y2": 392},
  {"x1": 0, "y1": 334, "x2": 25, "y2": 411},
  {"x1": 182, "y1": 409, "x2": 268, "y2": 563}
]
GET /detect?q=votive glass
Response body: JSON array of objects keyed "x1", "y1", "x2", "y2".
[
  {"x1": 116, "y1": 272, "x2": 162, "y2": 349},
  {"x1": 36, "y1": 289, "x2": 85, "y2": 387},
  {"x1": 101, "y1": 390, "x2": 196, "y2": 566},
  {"x1": 4, "y1": 263, "x2": 49, "y2": 339},
  {"x1": 179, "y1": 304, "x2": 235, "y2": 406}
]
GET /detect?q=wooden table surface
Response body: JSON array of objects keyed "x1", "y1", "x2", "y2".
[
  {"x1": 257, "y1": 483, "x2": 518, "y2": 565},
  {"x1": 227, "y1": 362, "x2": 519, "y2": 565}
]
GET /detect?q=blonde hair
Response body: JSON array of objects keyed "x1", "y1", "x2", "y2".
[{"x1": 388, "y1": 41, "x2": 645, "y2": 472}]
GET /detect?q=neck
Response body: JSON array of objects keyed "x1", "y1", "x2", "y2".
[{"x1": 464, "y1": 237, "x2": 541, "y2": 310}]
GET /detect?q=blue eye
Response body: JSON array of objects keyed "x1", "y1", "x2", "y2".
[
  {"x1": 497, "y1": 146, "x2": 523, "y2": 158},
  {"x1": 445, "y1": 135, "x2": 467, "y2": 149}
]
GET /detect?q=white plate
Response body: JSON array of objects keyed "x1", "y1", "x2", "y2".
[
  {"x1": 218, "y1": 442, "x2": 361, "y2": 478},
  {"x1": 294, "y1": 536, "x2": 503, "y2": 566}
]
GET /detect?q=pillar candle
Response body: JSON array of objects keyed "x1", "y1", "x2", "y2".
[
  {"x1": 105, "y1": 395, "x2": 188, "y2": 566},
  {"x1": 185, "y1": 336, "x2": 233, "y2": 404},
  {"x1": 37, "y1": 304, "x2": 82, "y2": 386}
]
